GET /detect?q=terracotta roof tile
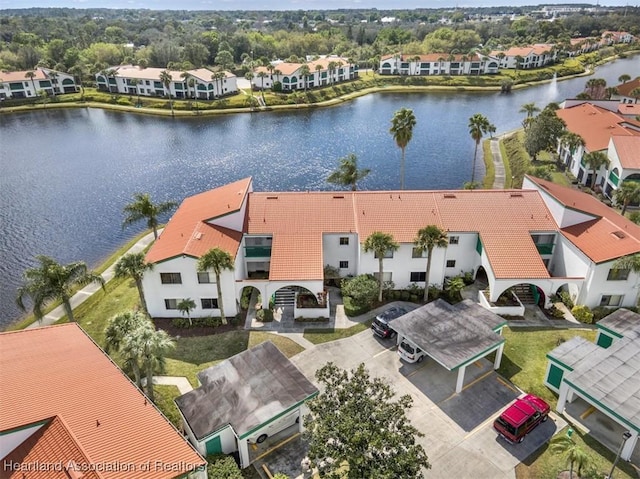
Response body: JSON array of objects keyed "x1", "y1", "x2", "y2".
[
  {"x1": 618, "y1": 103, "x2": 640, "y2": 117},
  {"x1": 557, "y1": 103, "x2": 640, "y2": 152},
  {"x1": 108, "y1": 65, "x2": 231, "y2": 82},
  {"x1": 1, "y1": 68, "x2": 48, "y2": 82},
  {"x1": 0, "y1": 324, "x2": 205, "y2": 479},
  {"x1": 612, "y1": 136, "x2": 640, "y2": 169},
  {"x1": 380, "y1": 53, "x2": 481, "y2": 62},
  {"x1": 616, "y1": 77, "x2": 640, "y2": 97},
  {"x1": 269, "y1": 234, "x2": 323, "y2": 280},
  {"x1": 146, "y1": 178, "x2": 251, "y2": 263}
]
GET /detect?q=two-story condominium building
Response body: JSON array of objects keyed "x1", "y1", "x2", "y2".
[
  {"x1": 141, "y1": 176, "x2": 640, "y2": 321},
  {"x1": 96, "y1": 65, "x2": 237, "y2": 99},
  {"x1": 379, "y1": 53, "x2": 500, "y2": 76},
  {"x1": 556, "y1": 100, "x2": 640, "y2": 197},
  {"x1": 0, "y1": 67, "x2": 78, "y2": 99},
  {"x1": 615, "y1": 76, "x2": 640, "y2": 104},
  {"x1": 251, "y1": 56, "x2": 356, "y2": 91},
  {"x1": 489, "y1": 44, "x2": 557, "y2": 69}
]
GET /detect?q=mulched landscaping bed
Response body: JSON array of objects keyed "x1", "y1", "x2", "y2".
[{"x1": 153, "y1": 318, "x2": 243, "y2": 338}]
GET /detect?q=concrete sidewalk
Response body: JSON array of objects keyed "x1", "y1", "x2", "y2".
[{"x1": 26, "y1": 231, "x2": 158, "y2": 329}]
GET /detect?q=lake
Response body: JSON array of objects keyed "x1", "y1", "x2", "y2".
[{"x1": 1, "y1": 56, "x2": 638, "y2": 327}]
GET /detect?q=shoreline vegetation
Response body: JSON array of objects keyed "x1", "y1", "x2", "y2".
[{"x1": 1, "y1": 51, "x2": 635, "y2": 118}]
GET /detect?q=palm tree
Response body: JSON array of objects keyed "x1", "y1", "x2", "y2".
[
  {"x1": 257, "y1": 71, "x2": 268, "y2": 101},
  {"x1": 48, "y1": 71, "x2": 58, "y2": 96},
  {"x1": 326, "y1": 153, "x2": 370, "y2": 191},
  {"x1": 549, "y1": 435, "x2": 592, "y2": 479},
  {"x1": 177, "y1": 298, "x2": 196, "y2": 326},
  {"x1": 114, "y1": 252, "x2": 153, "y2": 313},
  {"x1": 605, "y1": 86, "x2": 618, "y2": 99},
  {"x1": 631, "y1": 87, "x2": 640, "y2": 104},
  {"x1": 414, "y1": 226, "x2": 448, "y2": 302},
  {"x1": 104, "y1": 310, "x2": 148, "y2": 387},
  {"x1": 16, "y1": 255, "x2": 105, "y2": 323},
  {"x1": 468, "y1": 113, "x2": 491, "y2": 183},
  {"x1": 134, "y1": 324, "x2": 175, "y2": 402},
  {"x1": 585, "y1": 78, "x2": 607, "y2": 100},
  {"x1": 445, "y1": 276, "x2": 465, "y2": 302},
  {"x1": 68, "y1": 64, "x2": 86, "y2": 98},
  {"x1": 560, "y1": 131, "x2": 585, "y2": 160},
  {"x1": 197, "y1": 247, "x2": 235, "y2": 324},
  {"x1": 582, "y1": 151, "x2": 610, "y2": 189},
  {"x1": 520, "y1": 102, "x2": 540, "y2": 118},
  {"x1": 389, "y1": 108, "x2": 417, "y2": 190},
  {"x1": 613, "y1": 252, "x2": 640, "y2": 274},
  {"x1": 299, "y1": 64, "x2": 310, "y2": 92},
  {"x1": 122, "y1": 192, "x2": 177, "y2": 240},
  {"x1": 180, "y1": 71, "x2": 190, "y2": 98},
  {"x1": 327, "y1": 61, "x2": 338, "y2": 85},
  {"x1": 25, "y1": 70, "x2": 37, "y2": 97},
  {"x1": 128, "y1": 78, "x2": 141, "y2": 106},
  {"x1": 614, "y1": 181, "x2": 640, "y2": 215},
  {"x1": 618, "y1": 74, "x2": 631, "y2": 84},
  {"x1": 315, "y1": 64, "x2": 323, "y2": 85},
  {"x1": 363, "y1": 232, "x2": 399, "y2": 302},
  {"x1": 159, "y1": 69, "x2": 173, "y2": 116},
  {"x1": 188, "y1": 77, "x2": 197, "y2": 110}
]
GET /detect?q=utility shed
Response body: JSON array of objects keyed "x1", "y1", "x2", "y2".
[
  {"x1": 596, "y1": 308, "x2": 640, "y2": 348},
  {"x1": 545, "y1": 336, "x2": 600, "y2": 393},
  {"x1": 391, "y1": 299, "x2": 506, "y2": 393},
  {"x1": 175, "y1": 341, "x2": 318, "y2": 468}
]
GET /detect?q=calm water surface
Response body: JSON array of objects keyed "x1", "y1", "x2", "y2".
[{"x1": 1, "y1": 57, "x2": 638, "y2": 326}]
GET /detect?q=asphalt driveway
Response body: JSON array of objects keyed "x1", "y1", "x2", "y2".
[{"x1": 285, "y1": 330, "x2": 566, "y2": 479}]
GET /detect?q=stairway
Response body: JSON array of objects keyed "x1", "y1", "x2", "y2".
[
  {"x1": 274, "y1": 288, "x2": 296, "y2": 307},
  {"x1": 511, "y1": 284, "x2": 536, "y2": 304}
]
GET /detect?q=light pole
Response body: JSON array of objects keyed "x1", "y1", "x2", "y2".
[{"x1": 607, "y1": 430, "x2": 632, "y2": 479}]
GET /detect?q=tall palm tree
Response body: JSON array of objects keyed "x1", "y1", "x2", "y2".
[
  {"x1": 560, "y1": 131, "x2": 585, "y2": 159},
  {"x1": 605, "y1": 86, "x2": 618, "y2": 100},
  {"x1": 468, "y1": 113, "x2": 491, "y2": 183},
  {"x1": 197, "y1": 247, "x2": 235, "y2": 324},
  {"x1": 180, "y1": 71, "x2": 190, "y2": 99},
  {"x1": 177, "y1": 298, "x2": 196, "y2": 326},
  {"x1": 414, "y1": 226, "x2": 448, "y2": 302},
  {"x1": 257, "y1": 71, "x2": 268, "y2": 101},
  {"x1": 68, "y1": 64, "x2": 86, "y2": 98},
  {"x1": 299, "y1": 64, "x2": 310, "y2": 92},
  {"x1": 631, "y1": 87, "x2": 640, "y2": 104},
  {"x1": 188, "y1": 77, "x2": 197, "y2": 110},
  {"x1": 25, "y1": 70, "x2": 37, "y2": 97},
  {"x1": 114, "y1": 252, "x2": 153, "y2": 313},
  {"x1": 128, "y1": 78, "x2": 141, "y2": 105},
  {"x1": 327, "y1": 61, "x2": 338, "y2": 86},
  {"x1": 363, "y1": 232, "x2": 399, "y2": 302},
  {"x1": 159, "y1": 69, "x2": 173, "y2": 116},
  {"x1": 519, "y1": 102, "x2": 540, "y2": 118},
  {"x1": 618, "y1": 74, "x2": 631, "y2": 84},
  {"x1": 122, "y1": 192, "x2": 177, "y2": 240},
  {"x1": 326, "y1": 153, "x2": 370, "y2": 191},
  {"x1": 104, "y1": 310, "x2": 149, "y2": 387},
  {"x1": 133, "y1": 324, "x2": 175, "y2": 402},
  {"x1": 48, "y1": 71, "x2": 58, "y2": 96},
  {"x1": 614, "y1": 181, "x2": 640, "y2": 215},
  {"x1": 16, "y1": 255, "x2": 105, "y2": 323},
  {"x1": 389, "y1": 107, "x2": 417, "y2": 190},
  {"x1": 549, "y1": 435, "x2": 591, "y2": 479},
  {"x1": 582, "y1": 151, "x2": 610, "y2": 189},
  {"x1": 613, "y1": 252, "x2": 640, "y2": 274},
  {"x1": 315, "y1": 64, "x2": 323, "y2": 85},
  {"x1": 244, "y1": 71, "x2": 255, "y2": 110}
]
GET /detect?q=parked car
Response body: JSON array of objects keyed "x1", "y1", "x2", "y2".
[
  {"x1": 493, "y1": 394, "x2": 550, "y2": 443},
  {"x1": 247, "y1": 410, "x2": 300, "y2": 444},
  {"x1": 371, "y1": 306, "x2": 409, "y2": 339},
  {"x1": 397, "y1": 338, "x2": 427, "y2": 363}
]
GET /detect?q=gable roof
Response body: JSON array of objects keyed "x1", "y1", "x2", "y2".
[
  {"x1": 1, "y1": 68, "x2": 48, "y2": 82},
  {"x1": 617, "y1": 103, "x2": 640, "y2": 118},
  {"x1": 611, "y1": 135, "x2": 640, "y2": 169},
  {"x1": 104, "y1": 65, "x2": 233, "y2": 83},
  {"x1": 557, "y1": 103, "x2": 640, "y2": 153},
  {"x1": 175, "y1": 341, "x2": 318, "y2": 441},
  {"x1": 146, "y1": 177, "x2": 251, "y2": 263},
  {"x1": 0, "y1": 324, "x2": 205, "y2": 479},
  {"x1": 380, "y1": 53, "x2": 482, "y2": 62},
  {"x1": 616, "y1": 77, "x2": 640, "y2": 97},
  {"x1": 526, "y1": 176, "x2": 640, "y2": 263}
]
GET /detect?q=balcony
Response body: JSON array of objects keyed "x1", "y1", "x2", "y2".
[
  {"x1": 535, "y1": 244, "x2": 554, "y2": 255},
  {"x1": 245, "y1": 246, "x2": 272, "y2": 258}
]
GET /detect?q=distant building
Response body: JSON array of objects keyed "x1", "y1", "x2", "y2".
[
  {"x1": 252, "y1": 56, "x2": 357, "y2": 91},
  {"x1": 379, "y1": 53, "x2": 499, "y2": 76},
  {"x1": 614, "y1": 77, "x2": 640, "y2": 104},
  {"x1": 0, "y1": 67, "x2": 78, "y2": 100},
  {"x1": 488, "y1": 44, "x2": 557, "y2": 69}
]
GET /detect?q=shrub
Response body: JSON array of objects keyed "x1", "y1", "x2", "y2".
[
  {"x1": 256, "y1": 308, "x2": 274, "y2": 322},
  {"x1": 559, "y1": 291, "x2": 575, "y2": 310},
  {"x1": 343, "y1": 296, "x2": 369, "y2": 316},
  {"x1": 171, "y1": 316, "x2": 222, "y2": 328},
  {"x1": 571, "y1": 305, "x2": 594, "y2": 324},
  {"x1": 341, "y1": 274, "x2": 378, "y2": 307},
  {"x1": 207, "y1": 454, "x2": 242, "y2": 479},
  {"x1": 463, "y1": 271, "x2": 474, "y2": 285},
  {"x1": 548, "y1": 305, "x2": 565, "y2": 318},
  {"x1": 591, "y1": 306, "x2": 616, "y2": 321},
  {"x1": 428, "y1": 286, "x2": 442, "y2": 301}
]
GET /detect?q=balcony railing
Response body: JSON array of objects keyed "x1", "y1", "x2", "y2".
[
  {"x1": 536, "y1": 244, "x2": 554, "y2": 255},
  {"x1": 245, "y1": 246, "x2": 272, "y2": 257}
]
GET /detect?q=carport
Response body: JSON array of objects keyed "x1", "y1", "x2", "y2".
[{"x1": 391, "y1": 299, "x2": 506, "y2": 393}]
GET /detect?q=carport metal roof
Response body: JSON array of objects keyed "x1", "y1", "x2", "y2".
[
  {"x1": 390, "y1": 299, "x2": 506, "y2": 371},
  {"x1": 547, "y1": 336, "x2": 601, "y2": 371},
  {"x1": 175, "y1": 341, "x2": 318, "y2": 441},
  {"x1": 597, "y1": 308, "x2": 640, "y2": 340}
]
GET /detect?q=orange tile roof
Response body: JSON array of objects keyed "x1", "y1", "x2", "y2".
[
  {"x1": 255, "y1": 57, "x2": 349, "y2": 77},
  {"x1": 0, "y1": 324, "x2": 205, "y2": 479},
  {"x1": 109, "y1": 65, "x2": 230, "y2": 82},
  {"x1": 557, "y1": 103, "x2": 640, "y2": 152},
  {"x1": 526, "y1": 176, "x2": 640, "y2": 263},
  {"x1": 612, "y1": 136, "x2": 640, "y2": 169},
  {"x1": 618, "y1": 103, "x2": 640, "y2": 117},
  {"x1": 146, "y1": 177, "x2": 251, "y2": 263},
  {"x1": 490, "y1": 44, "x2": 554, "y2": 58},
  {"x1": 616, "y1": 77, "x2": 640, "y2": 97},
  {"x1": 1, "y1": 416, "x2": 102, "y2": 479},
  {"x1": 1, "y1": 68, "x2": 47, "y2": 82},
  {"x1": 380, "y1": 53, "x2": 480, "y2": 62}
]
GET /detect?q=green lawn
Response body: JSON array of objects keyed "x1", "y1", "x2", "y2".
[
  {"x1": 153, "y1": 385, "x2": 183, "y2": 429},
  {"x1": 303, "y1": 320, "x2": 372, "y2": 344},
  {"x1": 482, "y1": 138, "x2": 495, "y2": 189}
]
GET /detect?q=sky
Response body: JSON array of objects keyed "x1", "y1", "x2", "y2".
[{"x1": 1, "y1": 0, "x2": 635, "y2": 10}]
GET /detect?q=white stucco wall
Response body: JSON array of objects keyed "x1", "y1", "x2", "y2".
[
  {"x1": 581, "y1": 260, "x2": 640, "y2": 308},
  {"x1": 142, "y1": 256, "x2": 238, "y2": 318},
  {"x1": 322, "y1": 233, "x2": 359, "y2": 277},
  {"x1": 444, "y1": 233, "x2": 479, "y2": 277},
  {"x1": 550, "y1": 236, "x2": 591, "y2": 279},
  {"x1": 523, "y1": 177, "x2": 595, "y2": 227}
]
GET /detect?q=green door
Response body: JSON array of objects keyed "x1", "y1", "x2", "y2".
[
  {"x1": 597, "y1": 333, "x2": 613, "y2": 349},
  {"x1": 206, "y1": 435, "x2": 222, "y2": 455},
  {"x1": 547, "y1": 364, "x2": 564, "y2": 389}
]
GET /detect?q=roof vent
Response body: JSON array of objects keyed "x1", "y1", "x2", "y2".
[
  {"x1": 266, "y1": 196, "x2": 278, "y2": 200},
  {"x1": 443, "y1": 193, "x2": 456, "y2": 198},
  {"x1": 194, "y1": 232, "x2": 203, "y2": 240},
  {"x1": 333, "y1": 195, "x2": 344, "y2": 199},
  {"x1": 510, "y1": 193, "x2": 523, "y2": 198},
  {"x1": 612, "y1": 231, "x2": 626, "y2": 239}
]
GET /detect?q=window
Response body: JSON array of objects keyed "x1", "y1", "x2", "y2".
[
  {"x1": 160, "y1": 272, "x2": 182, "y2": 284},
  {"x1": 607, "y1": 268, "x2": 630, "y2": 281},
  {"x1": 198, "y1": 272, "x2": 213, "y2": 283},
  {"x1": 446, "y1": 260, "x2": 456, "y2": 268},
  {"x1": 412, "y1": 247, "x2": 425, "y2": 258},
  {"x1": 449, "y1": 236, "x2": 459, "y2": 245},
  {"x1": 164, "y1": 299, "x2": 178, "y2": 310},
  {"x1": 600, "y1": 295, "x2": 623, "y2": 307},
  {"x1": 339, "y1": 237, "x2": 349, "y2": 245},
  {"x1": 201, "y1": 298, "x2": 219, "y2": 309},
  {"x1": 339, "y1": 261, "x2": 349, "y2": 269},
  {"x1": 374, "y1": 250, "x2": 394, "y2": 259},
  {"x1": 410, "y1": 272, "x2": 426, "y2": 282},
  {"x1": 373, "y1": 272, "x2": 392, "y2": 282}
]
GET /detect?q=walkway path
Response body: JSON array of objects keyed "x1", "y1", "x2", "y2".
[
  {"x1": 490, "y1": 138, "x2": 506, "y2": 189},
  {"x1": 26, "y1": 231, "x2": 158, "y2": 329},
  {"x1": 142, "y1": 376, "x2": 193, "y2": 395}
]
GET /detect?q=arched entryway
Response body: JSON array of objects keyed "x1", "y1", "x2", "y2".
[
  {"x1": 475, "y1": 266, "x2": 489, "y2": 286},
  {"x1": 502, "y1": 284, "x2": 546, "y2": 307}
]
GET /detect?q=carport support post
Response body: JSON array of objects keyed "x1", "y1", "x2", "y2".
[
  {"x1": 556, "y1": 382, "x2": 569, "y2": 414},
  {"x1": 621, "y1": 431, "x2": 638, "y2": 461},
  {"x1": 238, "y1": 438, "x2": 250, "y2": 469},
  {"x1": 493, "y1": 343, "x2": 504, "y2": 370},
  {"x1": 455, "y1": 365, "x2": 466, "y2": 393}
]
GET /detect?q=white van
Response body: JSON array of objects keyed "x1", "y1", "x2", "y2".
[
  {"x1": 247, "y1": 410, "x2": 300, "y2": 444},
  {"x1": 398, "y1": 338, "x2": 427, "y2": 363}
]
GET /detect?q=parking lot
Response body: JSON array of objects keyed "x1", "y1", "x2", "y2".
[{"x1": 263, "y1": 329, "x2": 567, "y2": 479}]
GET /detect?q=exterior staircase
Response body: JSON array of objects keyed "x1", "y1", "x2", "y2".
[
  {"x1": 510, "y1": 284, "x2": 536, "y2": 304},
  {"x1": 274, "y1": 288, "x2": 296, "y2": 308}
]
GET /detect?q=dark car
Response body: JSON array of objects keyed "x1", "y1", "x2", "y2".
[
  {"x1": 371, "y1": 306, "x2": 409, "y2": 339},
  {"x1": 493, "y1": 394, "x2": 550, "y2": 443}
]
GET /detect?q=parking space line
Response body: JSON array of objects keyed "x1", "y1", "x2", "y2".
[
  {"x1": 464, "y1": 413, "x2": 501, "y2": 440},
  {"x1": 581, "y1": 405, "x2": 596, "y2": 420},
  {"x1": 496, "y1": 376, "x2": 520, "y2": 394},
  {"x1": 251, "y1": 432, "x2": 301, "y2": 464},
  {"x1": 405, "y1": 362, "x2": 430, "y2": 378},
  {"x1": 439, "y1": 371, "x2": 494, "y2": 404},
  {"x1": 373, "y1": 346, "x2": 396, "y2": 358}
]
